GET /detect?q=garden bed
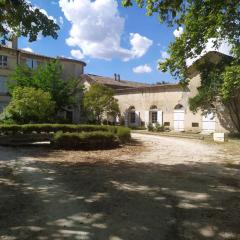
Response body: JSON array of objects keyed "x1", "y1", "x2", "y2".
[{"x1": 0, "y1": 124, "x2": 131, "y2": 149}]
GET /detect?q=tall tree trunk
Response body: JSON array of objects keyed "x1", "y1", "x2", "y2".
[{"x1": 227, "y1": 100, "x2": 240, "y2": 133}]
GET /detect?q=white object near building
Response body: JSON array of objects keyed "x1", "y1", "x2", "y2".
[
  {"x1": 174, "y1": 109, "x2": 185, "y2": 131},
  {"x1": 213, "y1": 133, "x2": 225, "y2": 142},
  {"x1": 202, "y1": 112, "x2": 216, "y2": 133}
]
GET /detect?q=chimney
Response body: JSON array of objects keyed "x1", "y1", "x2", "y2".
[
  {"x1": 11, "y1": 36, "x2": 18, "y2": 49},
  {"x1": 114, "y1": 73, "x2": 117, "y2": 81},
  {"x1": 117, "y1": 74, "x2": 120, "y2": 81}
]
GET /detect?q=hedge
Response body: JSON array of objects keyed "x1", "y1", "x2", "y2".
[
  {"x1": 52, "y1": 131, "x2": 118, "y2": 150},
  {"x1": 116, "y1": 127, "x2": 131, "y2": 143},
  {"x1": 0, "y1": 124, "x2": 131, "y2": 146},
  {"x1": 0, "y1": 124, "x2": 116, "y2": 135}
]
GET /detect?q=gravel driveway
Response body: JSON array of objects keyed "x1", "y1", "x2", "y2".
[{"x1": 0, "y1": 133, "x2": 239, "y2": 240}]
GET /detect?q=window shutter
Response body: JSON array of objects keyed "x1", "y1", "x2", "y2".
[
  {"x1": 135, "y1": 111, "x2": 140, "y2": 126},
  {"x1": 157, "y1": 111, "x2": 163, "y2": 125},
  {"x1": 145, "y1": 111, "x2": 149, "y2": 126}
]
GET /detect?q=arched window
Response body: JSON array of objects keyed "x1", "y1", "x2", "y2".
[
  {"x1": 150, "y1": 105, "x2": 158, "y2": 110},
  {"x1": 129, "y1": 106, "x2": 136, "y2": 123},
  {"x1": 174, "y1": 104, "x2": 184, "y2": 110},
  {"x1": 149, "y1": 105, "x2": 158, "y2": 123},
  {"x1": 129, "y1": 106, "x2": 135, "y2": 111}
]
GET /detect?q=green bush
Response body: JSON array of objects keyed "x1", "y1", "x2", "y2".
[
  {"x1": 52, "y1": 131, "x2": 118, "y2": 149},
  {"x1": 116, "y1": 127, "x2": 131, "y2": 143},
  {"x1": 147, "y1": 123, "x2": 154, "y2": 131},
  {"x1": 1, "y1": 87, "x2": 55, "y2": 124},
  {"x1": 155, "y1": 122, "x2": 164, "y2": 132},
  {"x1": 0, "y1": 124, "x2": 113, "y2": 135},
  {"x1": 147, "y1": 123, "x2": 164, "y2": 132}
]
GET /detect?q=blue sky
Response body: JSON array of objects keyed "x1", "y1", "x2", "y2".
[{"x1": 19, "y1": 0, "x2": 182, "y2": 84}]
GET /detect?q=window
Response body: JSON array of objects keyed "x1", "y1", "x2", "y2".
[
  {"x1": 0, "y1": 55, "x2": 7, "y2": 68},
  {"x1": 192, "y1": 122, "x2": 199, "y2": 127},
  {"x1": 164, "y1": 122, "x2": 170, "y2": 126},
  {"x1": 0, "y1": 76, "x2": 8, "y2": 93},
  {"x1": 130, "y1": 112, "x2": 136, "y2": 123},
  {"x1": 151, "y1": 112, "x2": 158, "y2": 123},
  {"x1": 26, "y1": 58, "x2": 38, "y2": 69},
  {"x1": 174, "y1": 104, "x2": 184, "y2": 110}
]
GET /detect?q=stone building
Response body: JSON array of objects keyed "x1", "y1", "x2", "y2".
[
  {"x1": 84, "y1": 51, "x2": 236, "y2": 133},
  {"x1": 0, "y1": 39, "x2": 86, "y2": 122},
  {"x1": 0, "y1": 38, "x2": 236, "y2": 133}
]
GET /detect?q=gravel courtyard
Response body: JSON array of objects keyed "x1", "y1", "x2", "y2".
[{"x1": 0, "y1": 133, "x2": 239, "y2": 240}]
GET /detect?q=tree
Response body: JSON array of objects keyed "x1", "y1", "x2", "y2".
[
  {"x1": 189, "y1": 57, "x2": 240, "y2": 132},
  {"x1": 1, "y1": 87, "x2": 55, "y2": 123},
  {"x1": 83, "y1": 84, "x2": 120, "y2": 124},
  {"x1": 122, "y1": 1, "x2": 240, "y2": 80},
  {"x1": 221, "y1": 64, "x2": 240, "y2": 132},
  {"x1": 0, "y1": 0, "x2": 59, "y2": 43},
  {"x1": 8, "y1": 60, "x2": 84, "y2": 112},
  {"x1": 123, "y1": 1, "x2": 240, "y2": 132}
]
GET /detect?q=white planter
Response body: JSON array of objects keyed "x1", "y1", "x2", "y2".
[{"x1": 213, "y1": 133, "x2": 225, "y2": 142}]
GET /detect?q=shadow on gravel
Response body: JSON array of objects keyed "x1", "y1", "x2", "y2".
[{"x1": 0, "y1": 147, "x2": 239, "y2": 240}]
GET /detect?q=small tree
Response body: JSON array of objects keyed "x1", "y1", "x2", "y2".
[
  {"x1": 1, "y1": 87, "x2": 55, "y2": 123},
  {"x1": 83, "y1": 83, "x2": 120, "y2": 124},
  {"x1": 8, "y1": 60, "x2": 84, "y2": 113}
]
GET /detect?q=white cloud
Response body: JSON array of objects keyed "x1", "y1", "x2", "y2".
[
  {"x1": 59, "y1": 0, "x2": 152, "y2": 61},
  {"x1": 59, "y1": 16, "x2": 64, "y2": 26},
  {"x1": 21, "y1": 47, "x2": 33, "y2": 53},
  {"x1": 71, "y1": 49, "x2": 84, "y2": 59},
  {"x1": 133, "y1": 64, "x2": 152, "y2": 74},
  {"x1": 158, "y1": 50, "x2": 170, "y2": 63},
  {"x1": 173, "y1": 27, "x2": 183, "y2": 38},
  {"x1": 186, "y1": 38, "x2": 232, "y2": 66},
  {"x1": 39, "y1": 8, "x2": 57, "y2": 23}
]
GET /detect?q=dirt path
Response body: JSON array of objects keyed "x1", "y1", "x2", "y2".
[{"x1": 0, "y1": 133, "x2": 239, "y2": 240}]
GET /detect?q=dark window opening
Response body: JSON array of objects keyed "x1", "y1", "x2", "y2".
[
  {"x1": 130, "y1": 112, "x2": 136, "y2": 123},
  {"x1": 151, "y1": 112, "x2": 158, "y2": 123},
  {"x1": 192, "y1": 122, "x2": 199, "y2": 127},
  {"x1": 164, "y1": 122, "x2": 170, "y2": 126}
]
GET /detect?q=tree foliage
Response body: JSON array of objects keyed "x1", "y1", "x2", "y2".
[
  {"x1": 221, "y1": 64, "x2": 240, "y2": 131},
  {"x1": 83, "y1": 84, "x2": 120, "y2": 123},
  {"x1": 123, "y1": 0, "x2": 240, "y2": 132},
  {"x1": 8, "y1": 60, "x2": 84, "y2": 112},
  {"x1": 189, "y1": 57, "x2": 240, "y2": 132},
  {"x1": 1, "y1": 87, "x2": 55, "y2": 123},
  {"x1": 122, "y1": 0, "x2": 240, "y2": 79},
  {"x1": 0, "y1": 0, "x2": 59, "y2": 42}
]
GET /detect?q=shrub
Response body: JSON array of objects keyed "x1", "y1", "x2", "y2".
[
  {"x1": 52, "y1": 131, "x2": 118, "y2": 150},
  {"x1": 155, "y1": 122, "x2": 164, "y2": 132},
  {"x1": 0, "y1": 124, "x2": 113, "y2": 135},
  {"x1": 1, "y1": 87, "x2": 55, "y2": 124},
  {"x1": 116, "y1": 127, "x2": 131, "y2": 143},
  {"x1": 147, "y1": 123, "x2": 154, "y2": 131}
]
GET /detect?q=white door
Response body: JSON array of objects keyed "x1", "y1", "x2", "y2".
[
  {"x1": 174, "y1": 110, "x2": 185, "y2": 131},
  {"x1": 202, "y1": 112, "x2": 216, "y2": 133}
]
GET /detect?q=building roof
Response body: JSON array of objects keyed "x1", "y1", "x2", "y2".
[
  {"x1": 114, "y1": 83, "x2": 181, "y2": 94},
  {"x1": 82, "y1": 74, "x2": 153, "y2": 90},
  {"x1": 82, "y1": 73, "x2": 181, "y2": 93},
  {"x1": 186, "y1": 51, "x2": 233, "y2": 77},
  {"x1": 0, "y1": 45, "x2": 86, "y2": 66}
]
